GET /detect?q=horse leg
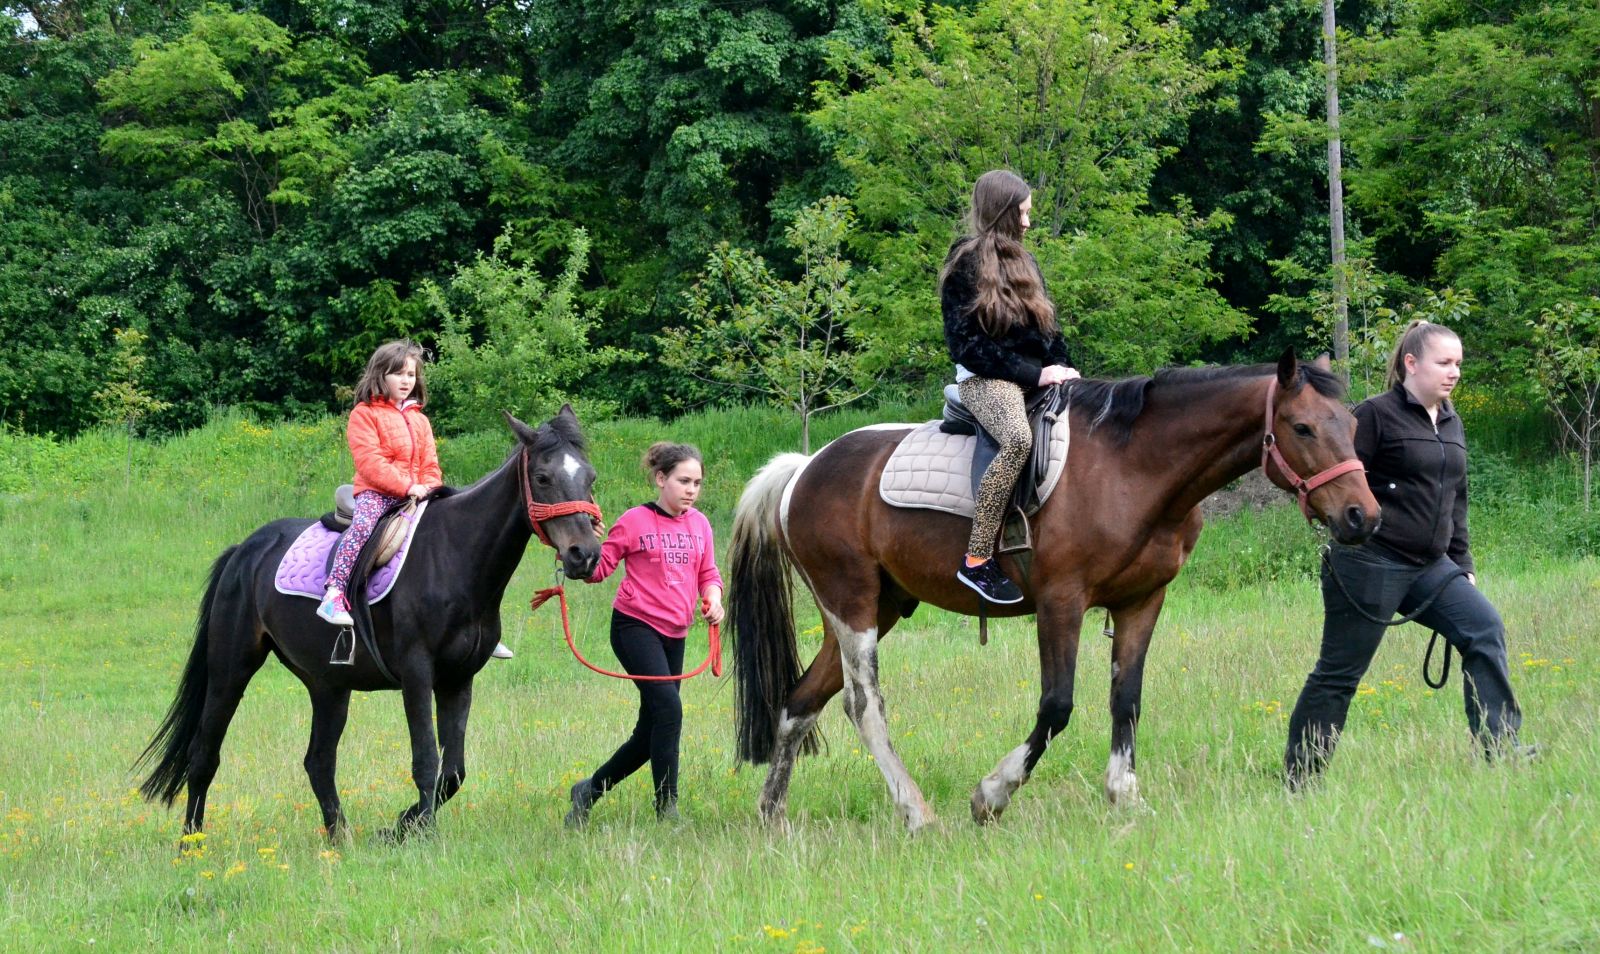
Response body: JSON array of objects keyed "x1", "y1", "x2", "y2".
[
  {"x1": 759, "y1": 601, "x2": 907, "y2": 826},
  {"x1": 385, "y1": 665, "x2": 441, "y2": 840},
  {"x1": 971, "y1": 595, "x2": 1084, "y2": 824},
  {"x1": 824, "y1": 600, "x2": 932, "y2": 832},
  {"x1": 433, "y1": 681, "x2": 472, "y2": 809},
  {"x1": 1104, "y1": 589, "x2": 1166, "y2": 809},
  {"x1": 303, "y1": 686, "x2": 352, "y2": 842},
  {"x1": 758, "y1": 631, "x2": 842, "y2": 825},
  {"x1": 183, "y1": 622, "x2": 269, "y2": 834}
]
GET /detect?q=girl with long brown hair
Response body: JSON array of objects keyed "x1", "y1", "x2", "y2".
[{"x1": 940, "y1": 170, "x2": 1078, "y2": 603}]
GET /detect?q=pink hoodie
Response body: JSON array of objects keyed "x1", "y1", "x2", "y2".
[{"x1": 587, "y1": 503, "x2": 722, "y2": 639}]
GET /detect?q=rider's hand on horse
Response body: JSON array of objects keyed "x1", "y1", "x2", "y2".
[
  {"x1": 1038, "y1": 365, "x2": 1080, "y2": 386},
  {"x1": 407, "y1": 483, "x2": 430, "y2": 499}
]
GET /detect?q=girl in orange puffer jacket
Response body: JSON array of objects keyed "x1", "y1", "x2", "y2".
[{"x1": 317, "y1": 341, "x2": 443, "y2": 627}]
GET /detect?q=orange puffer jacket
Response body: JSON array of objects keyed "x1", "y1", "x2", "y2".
[{"x1": 347, "y1": 398, "x2": 444, "y2": 498}]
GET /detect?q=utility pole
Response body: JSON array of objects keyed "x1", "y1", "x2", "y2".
[{"x1": 1324, "y1": 0, "x2": 1349, "y2": 384}]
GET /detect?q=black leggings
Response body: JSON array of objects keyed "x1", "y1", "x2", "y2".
[
  {"x1": 1285, "y1": 547, "x2": 1522, "y2": 781},
  {"x1": 589, "y1": 610, "x2": 685, "y2": 809}
]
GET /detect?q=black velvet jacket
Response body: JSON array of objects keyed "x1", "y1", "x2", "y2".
[
  {"x1": 940, "y1": 238, "x2": 1070, "y2": 387},
  {"x1": 1355, "y1": 383, "x2": 1473, "y2": 574}
]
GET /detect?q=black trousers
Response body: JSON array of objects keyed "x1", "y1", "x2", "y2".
[
  {"x1": 1285, "y1": 546, "x2": 1522, "y2": 781},
  {"x1": 590, "y1": 610, "x2": 685, "y2": 809}
]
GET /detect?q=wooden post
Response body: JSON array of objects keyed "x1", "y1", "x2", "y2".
[{"x1": 1324, "y1": 0, "x2": 1349, "y2": 385}]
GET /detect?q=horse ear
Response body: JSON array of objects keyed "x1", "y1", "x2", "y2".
[
  {"x1": 504, "y1": 410, "x2": 538, "y2": 445},
  {"x1": 557, "y1": 403, "x2": 578, "y2": 423},
  {"x1": 1276, "y1": 347, "x2": 1299, "y2": 389},
  {"x1": 1312, "y1": 352, "x2": 1333, "y2": 372}
]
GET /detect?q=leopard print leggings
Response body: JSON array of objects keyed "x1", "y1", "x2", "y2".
[{"x1": 958, "y1": 376, "x2": 1033, "y2": 560}]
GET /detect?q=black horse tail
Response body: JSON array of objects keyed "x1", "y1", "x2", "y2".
[
  {"x1": 136, "y1": 545, "x2": 237, "y2": 805},
  {"x1": 730, "y1": 453, "x2": 817, "y2": 764}
]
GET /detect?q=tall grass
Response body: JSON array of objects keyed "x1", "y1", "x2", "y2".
[{"x1": 1, "y1": 404, "x2": 1595, "y2": 951}]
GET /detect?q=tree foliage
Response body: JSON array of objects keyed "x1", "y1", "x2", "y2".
[
  {"x1": 812, "y1": 0, "x2": 1249, "y2": 376},
  {"x1": 661, "y1": 197, "x2": 872, "y2": 452},
  {"x1": 1339, "y1": 0, "x2": 1600, "y2": 379},
  {"x1": 1529, "y1": 300, "x2": 1600, "y2": 508},
  {"x1": 425, "y1": 228, "x2": 623, "y2": 434},
  {"x1": 0, "y1": 0, "x2": 1594, "y2": 452}
]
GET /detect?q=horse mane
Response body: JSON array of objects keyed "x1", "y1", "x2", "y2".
[
  {"x1": 1069, "y1": 362, "x2": 1346, "y2": 446},
  {"x1": 533, "y1": 413, "x2": 589, "y2": 457},
  {"x1": 491, "y1": 412, "x2": 591, "y2": 468}
]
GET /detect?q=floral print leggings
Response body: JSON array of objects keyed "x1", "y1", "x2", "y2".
[
  {"x1": 326, "y1": 489, "x2": 401, "y2": 592},
  {"x1": 958, "y1": 376, "x2": 1033, "y2": 560}
]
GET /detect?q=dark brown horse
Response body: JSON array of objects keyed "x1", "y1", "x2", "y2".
[
  {"x1": 728, "y1": 353, "x2": 1380, "y2": 831},
  {"x1": 135, "y1": 408, "x2": 601, "y2": 840}
]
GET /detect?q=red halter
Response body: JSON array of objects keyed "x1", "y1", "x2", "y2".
[
  {"x1": 1261, "y1": 376, "x2": 1366, "y2": 523},
  {"x1": 517, "y1": 447, "x2": 603, "y2": 547}
]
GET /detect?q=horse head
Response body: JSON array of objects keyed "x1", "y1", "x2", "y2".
[
  {"x1": 1264, "y1": 350, "x2": 1381, "y2": 545},
  {"x1": 507, "y1": 406, "x2": 602, "y2": 579}
]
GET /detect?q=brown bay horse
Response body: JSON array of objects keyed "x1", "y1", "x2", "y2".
[{"x1": 727, "y1": 352, "x2": 1380, "y2": 831}]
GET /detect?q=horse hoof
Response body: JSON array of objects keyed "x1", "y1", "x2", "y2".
[
  {"x1": 1107, "y1": 786, "x2": 1153, "y2": 816},
  {"x1": 970, "y1": 791, "x2": 1004, "y2": 826},
  {"x1": 322, "y1": 820, "x2": 352, "y2": 845},
  {"x1": 1105, "y1": 769, "x2": 1142, "y2": 809},
  {"x1": 377, "y1": 815, "x2": 432, "y2": 844},
  {"x1": 903, "y1": 805, "x2": 936, "y2": 834},
  {"x1": 758, "y1": 798, "x2": 787, "y2": 827}
]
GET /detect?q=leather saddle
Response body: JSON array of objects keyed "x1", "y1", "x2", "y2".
[
  {"x1": 938, "y1": 383, "x2": 1068, "y2": 520},
  {"x1": 319, "y1": 484, "x2": 412, "y2": 568}
]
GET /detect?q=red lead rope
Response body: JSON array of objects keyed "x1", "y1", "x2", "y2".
[{"x1": 530, "y1": 579, "x2": 722, "y2": 682}]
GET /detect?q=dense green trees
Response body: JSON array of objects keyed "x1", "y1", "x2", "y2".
[
  {"x1": 2, "y1": 0, "x2": 1595, "y2": 438},
  {"x1": 812, "y1": 0, "x2": 1248, "y2": 375}
]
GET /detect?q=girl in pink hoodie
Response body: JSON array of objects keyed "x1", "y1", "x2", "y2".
[{"x1": 565, "y1": 442, "x2": 724, "y2": 825}]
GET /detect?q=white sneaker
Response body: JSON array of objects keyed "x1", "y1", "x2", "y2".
[
  {"x1": 491, "y1": 642, "x2": 514, "y2": 659},
  {"x1": 317, "y1": 589, "x2": 354, "y2": 627}
]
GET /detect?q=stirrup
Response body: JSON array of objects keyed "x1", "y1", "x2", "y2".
[{"x1": 330, "y1": 627, "x2": 355, "y2": 665}]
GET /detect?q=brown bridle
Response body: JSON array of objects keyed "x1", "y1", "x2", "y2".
[
  {"x1": 517, "y1": 447, "x2": 603, "y2": 547},
  {"x1": 1261, "y1": 376, "x2": 1366, "y2": 524}
]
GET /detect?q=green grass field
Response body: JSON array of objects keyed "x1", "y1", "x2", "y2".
[{"x1": 2, "y1": 407, "x2": 1597, "y2": 951}]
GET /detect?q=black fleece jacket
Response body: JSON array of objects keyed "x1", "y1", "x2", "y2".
[
  {"x1": 940, "y1": 238, "x2": 1070, "y2": 387},
  {"x1": 1355, "y1": 383, "x2": 1474, "y2": 575}
]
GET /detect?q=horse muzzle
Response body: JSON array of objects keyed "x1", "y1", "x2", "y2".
[
  {"x1": 561, "y1": 543, "x2": 600, "y2": 580},
  {"x1": 1328, "y1": 503, "x2": 1380, "y2": 545}
]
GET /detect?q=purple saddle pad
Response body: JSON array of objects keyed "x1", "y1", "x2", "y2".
[{"x1": 273, "y1": 501, "x2": 427, "y2": 603}]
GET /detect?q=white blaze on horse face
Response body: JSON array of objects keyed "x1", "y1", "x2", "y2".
[{"x1": 561, "y1": 453, "x2": 581, "y2": 479}]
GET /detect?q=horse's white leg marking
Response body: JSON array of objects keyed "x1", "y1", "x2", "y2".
[
  {"x1": 1105, "y1": 746, "x2": 1141, "y2": 806},
  {"x1": 826, "y1": 608, "x2": 933, "y2": 832},
  {"x1": 561, "y1": 452, "x2": 580, "y2": 478},
  {"x1": 759, "y1": 708, "x2": 818, "y2": 823},
  {"x1": 972, "y1": 743, "x2": 1032, "y2": 824}
]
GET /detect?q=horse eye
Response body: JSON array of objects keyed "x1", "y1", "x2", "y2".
[
  {"x1": 534, "y1": 472, "x2": 552, "y2": 486},
  {"x1": 1293, "y1": 423, "x2": 1314, "y2": 438}
]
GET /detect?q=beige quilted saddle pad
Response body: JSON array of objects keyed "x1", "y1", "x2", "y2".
[{"x1": 879, "y1": 414, "x2": 1070, "y2": 517}]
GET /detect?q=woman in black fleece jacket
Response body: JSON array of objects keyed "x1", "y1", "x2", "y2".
[
  {"x1": 940, "y1": 170, "x2": 1078, "y2": 604},
  {"x1": 1284, "y1": 319, "x2": 1529, "y2": 786}
]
